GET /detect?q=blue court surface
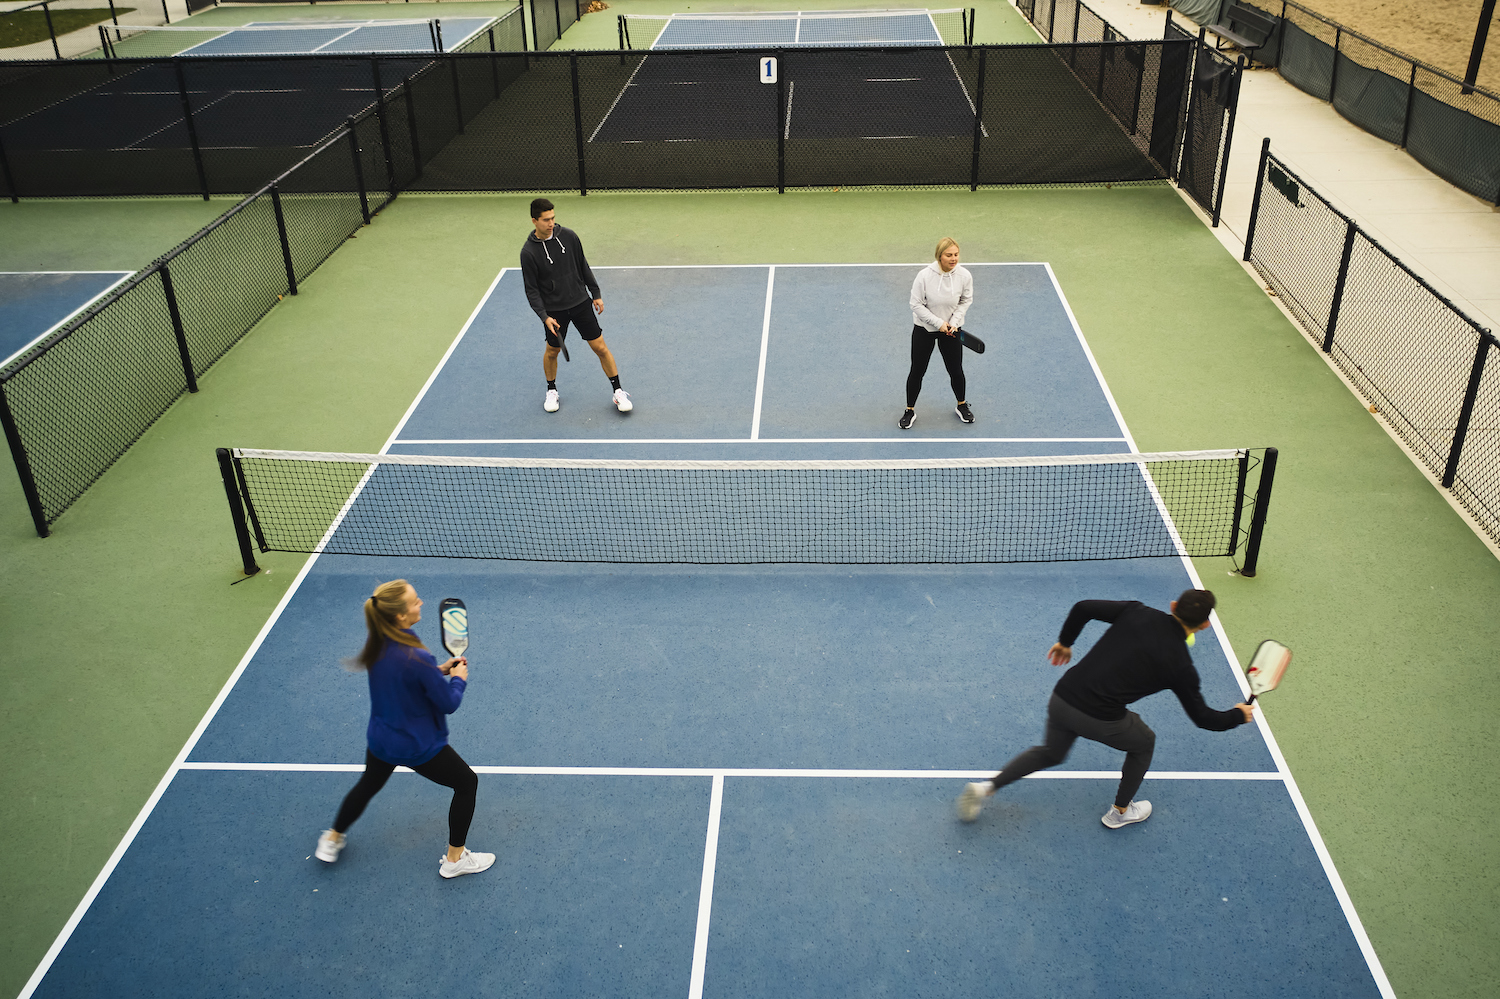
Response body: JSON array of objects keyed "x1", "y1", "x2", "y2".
[
  {"x1": 0, "y1": 271, "x2": 131, "y2": 370},
  {"x1": 646, "y1": 11, "x2": 944, "y2": 48},
  {"x1": 155, "y1": 18, "x2": 496, "y2": 57},
  {"x1": 23, "y1": 265, "x2": 1392, "y2": 998}
]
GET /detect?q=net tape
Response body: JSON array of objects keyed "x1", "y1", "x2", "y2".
[{"x1": 230, "y1": 448, "x2": 1257, "y2": 564}]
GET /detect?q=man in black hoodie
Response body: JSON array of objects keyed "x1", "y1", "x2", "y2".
[
  {"x1": 957, "y1": 589, "x2": 1253, "y2": 829},
  {"x1": 519, "y1": 198, "x2": 632, "y2": 413}
]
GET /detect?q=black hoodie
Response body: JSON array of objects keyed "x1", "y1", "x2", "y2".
[{"x1": 518, "y1": 224, "x2": 601, "y2": 322}]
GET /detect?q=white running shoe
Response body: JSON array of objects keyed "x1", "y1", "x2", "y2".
[
  {"x1": 613, "y1": 388, "x2": 633, "y2": 412},
  {"x1": 1101, "y1": 800, "x2": 1152, "y2": 829},
  {"x1": 439, "y1": 847, "x2": 496, "y2": 879},
  {"x1": 544, "y1": 388, "x2": 560, "y2": 413},
  {"x1": 956, "y1": 782, "x2": 990, "y2": 822},
  {"x1": 315, "y1": 829, "x2": 345, "y2": 863}
]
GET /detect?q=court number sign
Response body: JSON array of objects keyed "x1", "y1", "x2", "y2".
[{"x1": 761, "y1": 57, "x2": 777, "y2": 84}]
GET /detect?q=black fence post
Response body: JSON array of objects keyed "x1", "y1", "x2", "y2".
[
  {"x1": 216, "y1": 448, "x2": 261, "y2": 577},
  {"x1": 553, "y1": 0, "x2": 563, "y2": 43},
  {"x1": 1442, "y1": 333, "x2": 1494, "y2": 487},
  {"x1": 1243, "y1": 138, "x2": 1271, "y2": 261},
  {"x1": 1211, "y1": 58, "x2": 1244, "y2": 228},
  {"x1": 270, "y1": 185, "x2": 298, "y2": 295},
  {"x1": 0, "y1": 381, "x2": 49, "y2": 537},
  {"x1": 403, "y1": 75, "x2": 424, "y2": 178},
  {"x1": 1329, "y1": 26, "x2": 1341, "y2": 104},
  {"x1": 159, "y1": 264, "x2": 199, "y2": 393},
  {"x1": 160, "y1": 0, "x2": 170, "y2": 24},
  {"x1": 448, "y1": 55, "x2": 465, "y2": 134},
  {"x1": 173, "y1": 60, "x2": 211, "y2": 201},
  {"x1": 1129, "y1": 42, "x2": 1145, "y2": 134},
  {"x1": 1174, "y1": 31, "x2": 1205, "y2": 182},
  {"x1": 108, "y1": 0, "x2": 121, "y2": 40},
  {"x1": 776, "y1": 50, "x2": 786, "y2": 193},
  {"x1": 370, "y1": 60, "x2": 397, "y2": 196},
  {"x1": 969, "y1": 47, "x2": 987, "y2": 192},
  {"x1": 346, "y1": 118, "x2": 371, "y2": 224},
  {"x1": 42, "y1": 3, "x2": 60, "y2": 59},
  {"x1": 1240, "y1": 446, "x2": 1277, "y2": 577},
  {"x1": 1274, "y1": 0, "x2": 1288, "y2": 67},
  {"x1": 571, "y1": 54, "x2": 587, "y2": 195},
  {"x1": 1400, "y1": 63, "x2": 1417, "y2": 148},
  {"x1": 0, "y1": 129, "x2": 17, "y2": 203},
  {"x1": 489, "y1": 32, "x2": 501, "y2": 98},
  {"x1": 1322, "y1": 221, "x2": 1357, "y2": 352}
]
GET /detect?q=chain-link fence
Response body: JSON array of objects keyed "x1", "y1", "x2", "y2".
[
  {"x1": 528, "y1": 0, "x2": 577, "y2": 52},
  {"x1": 1243, "y1": 143, "x2": 1499, "y2": 547},
  {"x1": 1233, "y1": 0, "x2": 1500, "y2": 205}
]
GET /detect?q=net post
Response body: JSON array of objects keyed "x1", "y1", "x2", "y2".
[
  {"x1": 1441, "y1": 332, "x2": 1494, "y2": 488},
  {"x1": 570, "y1": 53, "x2": 587, "y2": 195},
  {"x1": 1240, "y1": 446, "x2": 1277, "y2": 577},
  {"x1": 370, "y1": 59, "x2": 397, "y2": 196},
  {"x1": 159, "y1": 264, "x2": 199, "y2": 394},
  {"x1": 617, "y1": 14, "x2": 625, "y2": 63},
  {"x1": 969, "y1": 47, "x2": 987, "y2": 192},
  {"x1": 98, "y1": 25, "x2": 111, "y2": 65},
  {"x1": 173, "y1": 60, "x2": 211, "y2": 201},
  {"x1": 402, "y1": 75, "x2": 424, "y2": 177},
  {"x1": 448, "y1": 55, "x2": 464, "y2": 133},
  {"x1": 43, "y1": 3, "x2": 60, "y2": 60},
  {"x1": 0, "y1": 380, "x2": 50, "y2": 538},
  {"x1": 270, "y1": 184, "x2": 298, "y2": 296},
  {"x1": 217, "y1": 449, "x2": 261, "y2": 577},
  {"x1": 969, "y1": 8, "x2": 976, "y2": 46},
  {"x1": 346, "y1": 118, "x2": 371, "y2": 225},
  {"x1": 776, "y1": 49, "x2": 786, "y2": 193},
  {"x1": 429, "y1": 19, "x2": 438, "y2": 52},
  {"x1": 1242, "y1": 138, "x2": 1270, "y2": 261},
  {"x1": 1211, "y1": 57, "x2": 1244, "y2": 228},
  {"x1": 435, "y1": 18, "x2": 445, "y2": 53},
  {"x1": 0, "y1": 130, "x2": 18, "y2": 203},
  {"x1": 1228, "y1": 449, "x2": 1250, "y2": 556},
  {"x1": 1323, "y1": 220, "x2": 1357, "y2": 352}
]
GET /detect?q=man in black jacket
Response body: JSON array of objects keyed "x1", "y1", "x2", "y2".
[
  {"x1": 519, "y1": 198, "x2": 632, "y2": 414},
  {"x1": 957, "y1": 589, "x2": 1253, "y2": 828}
]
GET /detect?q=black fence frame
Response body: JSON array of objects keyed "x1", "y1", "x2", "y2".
[{"x1": 1243, "y1": 139, "x2": 1499, "y2": 547}]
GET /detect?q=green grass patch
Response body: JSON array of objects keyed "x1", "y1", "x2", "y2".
[{"x1": 0, "y1": 8, "x2": 135, "y2": 49}]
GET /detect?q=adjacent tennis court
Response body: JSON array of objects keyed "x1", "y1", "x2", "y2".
[
  {"x1": 0, "y1": 271, "x2": 132, "y2": 370},
  {"x1": 21, "y1": 263, "x2": 1387, "y2": 999},
  {"x1": 100, "y1": 16, "x2": 502, "y2": 58}
]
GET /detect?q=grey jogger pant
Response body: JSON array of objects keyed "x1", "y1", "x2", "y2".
[{"x1": 991, "y1": 692, "x2": 1156, "y2": 809}]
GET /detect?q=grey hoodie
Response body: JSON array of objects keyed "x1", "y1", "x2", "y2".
[{"x1": 909, "y1": 261, "x2": 973, "y2": 331}]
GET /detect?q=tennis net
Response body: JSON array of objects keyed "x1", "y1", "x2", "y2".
[{"x1": 217, "y1": 448, "x2": 1278, "y2": 573}]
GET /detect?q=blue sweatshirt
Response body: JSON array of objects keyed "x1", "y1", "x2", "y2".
[{"x1": 365, "y1": 633, "x2": 467, "y2": 767}]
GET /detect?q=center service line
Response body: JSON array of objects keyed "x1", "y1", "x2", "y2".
[
  {"x1": 688, "y1": 773, "x2": 725, "y2": 999},
  {"x1": 750, "y1": 266, "x2": 775, "y2": 440}
]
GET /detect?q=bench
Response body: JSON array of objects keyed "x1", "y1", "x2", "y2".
[{"x1": 1203, "y1": 2, "x2": 1277, "y2": 66}]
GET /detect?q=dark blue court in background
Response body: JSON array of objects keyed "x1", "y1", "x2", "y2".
[
  {"x1": 23, "y1": 264, "x2": 1388, "y2": 999},
  {"x1": 0, "y1": 271, "x2": 130, "y2": 369}
]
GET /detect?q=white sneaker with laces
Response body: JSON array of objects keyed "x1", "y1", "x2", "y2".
[
  {"x1": 315, "y1": 829, "x2": 345, "y2": 863},
  {"x1": 956, "y1": 782, "x2": 990, "y2": 822},
  {"x1": 1101, "y1": 800, "x2": 1152, "y2": 829},
  {"x1": 439, "y1": 847, "x2": 496, "y2": 879},
  {"x1": 613, "y1": 388, "x2": 633, "y2": 412},
  {"x1": 544, "y1": 388, "x2": 560, "y2": 413}
]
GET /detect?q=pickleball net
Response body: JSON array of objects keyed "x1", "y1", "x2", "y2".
[
  {"x1": 217, "y1": 447, "x2": 1278, "y2": 573},
  {"x1": 619, "y1": 8, "x2": 975, "y2": 49}
]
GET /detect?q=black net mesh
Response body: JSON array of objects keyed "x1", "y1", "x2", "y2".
[
  {"x1": 1177, "y1": 46, "x2": 1239, "y2": 218},
  {"x1": 227, "y1": 450, "x2": 1266, "y2": 564},
  {"x1": 530, "y1": 0, "x2": 578, "y2": 52},
  {"x1": 1247, "y1": 151, "x2": 1499, "y2": 549}
]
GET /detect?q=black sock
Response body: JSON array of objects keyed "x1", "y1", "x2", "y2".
[
  {"x1": 547, "y1": 380, "x2": 557, "y2": 391},
  {"x1": 609, "y1": 375, "x2": 622, "y2": 391}
]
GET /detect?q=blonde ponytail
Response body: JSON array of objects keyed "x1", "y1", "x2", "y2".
[{"x1": 349, "y1": 579, "x2": 426, "y2": 669}]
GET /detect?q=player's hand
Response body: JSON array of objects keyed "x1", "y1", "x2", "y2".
[
  {"x1": 1235, "y1": 702, "x2": 1254, "y2": 724},
  {"x1": 441, "y1": 657, "x2": 467, "y2": 679},
  {"x1": 544, "y1": 316, "x2": 561, "y2": 335},
  {"x1": 1048, "y1": 643, "x2": 1071, "y2": 666},
  {"x1": 593, "y1": 298, "x2": 604, "y2": 315},
  {"x1": 939, "y1": 323, "x2": 953, "y2": 334}
]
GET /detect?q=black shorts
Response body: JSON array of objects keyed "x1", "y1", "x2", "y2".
[{"x1": 544, "y1": 299, "x2": 602, "y2": 347}]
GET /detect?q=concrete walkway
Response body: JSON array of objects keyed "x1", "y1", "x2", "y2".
[{"x1": 1084, "y1": 0, "x2": 1500, "y2": 335}]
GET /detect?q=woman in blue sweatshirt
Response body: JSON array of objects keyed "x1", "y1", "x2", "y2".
[{"x1": 315, "y1": 579, "x2": 493, "y2": 879}]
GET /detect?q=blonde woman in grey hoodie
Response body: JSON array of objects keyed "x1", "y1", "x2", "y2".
[{"x1": 902, "y1": 237, "x2": 974, "y2": 429}]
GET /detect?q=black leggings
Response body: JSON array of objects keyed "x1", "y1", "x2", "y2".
[
  {"x1": 332, "y1": 745, "x2": 478, "y2": 847},
  {"x1": 906, "y1": 325, "x2": 966, "y2": 407}
]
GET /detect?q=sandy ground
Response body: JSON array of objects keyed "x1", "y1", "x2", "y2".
[{"x1": 1290, "y1": 0, "x2": 1500, "y2": 91}]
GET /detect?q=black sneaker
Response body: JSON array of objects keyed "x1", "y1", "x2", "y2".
[
  {"x1": 955, "y1": 402, "x2": 975, "y2": 424},
  {"x1": 899, "y1": 409, "x2": 916, "y2": 430}
]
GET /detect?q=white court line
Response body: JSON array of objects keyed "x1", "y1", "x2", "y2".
[
  {"x1": 750, "y1": 266, "x2": 775, "y2": 440},
  {"x1": 687, "y1": 774, "x2": 724, "y2": 999},
  {"x1": 2, "y1": 271, "x2": 132, "y2": 370},
  {"x1": 1044, "y1": 265, "x2": 1397, "y2": 999},
  {"x1": 179, "y1": 762, "x2": 1282, "y2": 780},
  {"x1": 395, "y1": 437, "x2": 1129, "y2": 445}
]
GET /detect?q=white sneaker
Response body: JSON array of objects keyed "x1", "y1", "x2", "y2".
[
  {"x1": 956, "y1": 782, "x2": 990, "y2": 822},
  {"x1": 439, "y1": 847, "x2": 496, "y2": 879},
  {"x1": 612, "y1": 388, "x2": 633, "y2": 412},
  {"x1": 315, "y1": 829, "x2": 345, "y2": 863},
  {"x1": 1101, "y1": 800, "x2": 1152, "y2": 829},
  {"x1": 544, "y1": 388, "x2": 560, "y2": 413}
]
